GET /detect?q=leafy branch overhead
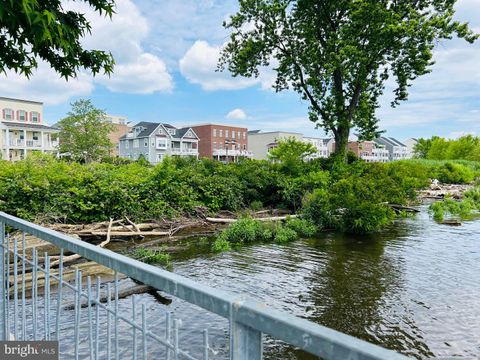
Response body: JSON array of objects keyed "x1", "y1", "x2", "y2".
[
  {"x1": 219, "y1": 0, "x2": 478, "y2": 157},
  {"x1": 0, "y1": 0, "x2": 115, "y2": 78}
]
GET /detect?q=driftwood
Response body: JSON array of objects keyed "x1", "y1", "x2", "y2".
[
  {"x1": 62, "y1": 284, "x2": 171, "y2": 310},
  {"x1": 441, "y1": 219, "x2": 462, "y2": 226},
  {"x1": 387, "y1": 204, "x2": 420, "y2": 213},
  {"x1": 50, "y1": 218, "x2": 114, "y2": 268},
  {"x1": 205, "y1": 215, "x2": 298, "y2": 224}
]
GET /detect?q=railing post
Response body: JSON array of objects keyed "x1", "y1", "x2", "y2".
[
  {"x1": 230, "y1": 318, "x2": 263, "y2": 360},
  {"x1": 0, "y1": 221, "x2": 6, "y2": 340}
]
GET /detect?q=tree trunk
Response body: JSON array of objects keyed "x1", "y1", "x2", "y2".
[{"x1": 334, "y1": 125, "x2": 350, "y2": 161}]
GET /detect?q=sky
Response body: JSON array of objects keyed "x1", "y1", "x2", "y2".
[{"x1": 0, "y1": 0, "x2": 479, "y2": 141}]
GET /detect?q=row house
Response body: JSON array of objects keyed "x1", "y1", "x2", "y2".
[
  {"x1": 119, "y1": 122, "x2": 199, "y2": 164},
  {"x1": 190, "y1": 124, "x2": 251, "y2": 162},
  {"x1": 0, "y1": 97, "x2": 58, "y2": 161},
  {"x1": 374, "y1": 137, "x2": 411, "y2": 161},
  {"x1": 346, "y1": 136, "x2": 390, "y2": 162},
  {"x1": 104, "y1": 114, "x2": 132, "y2": 157},
  {"x1": 248, "y1": 130, "x2": 332, "y2": 160}
]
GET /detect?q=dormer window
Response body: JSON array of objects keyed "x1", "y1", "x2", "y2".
[
  {"x1": 3, "y1": 108, "x2": 14, "y2": 120},
  {"x1": 31, "y1": 112, "x2": 40, "y2": 123},
  {"x1": 167, "y1": 128, "x2": 176, "y2": 135}
]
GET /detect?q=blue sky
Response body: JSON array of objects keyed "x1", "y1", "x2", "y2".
[{"x1": 0, "y1": 0, "x2": 479, "y2": 141}]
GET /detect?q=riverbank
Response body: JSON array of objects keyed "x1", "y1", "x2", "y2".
[{"x1": 1, "y1": 154, "x2": 479, "y2": 234}]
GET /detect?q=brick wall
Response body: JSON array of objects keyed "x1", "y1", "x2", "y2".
[{"x1": 191, "y1": 124, "x2": 248, "y2": 159}]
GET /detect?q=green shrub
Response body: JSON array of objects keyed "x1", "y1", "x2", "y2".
[
  {"x1": 435, "y1": 163, "x2": 474, "y2": 184},
  {"x1": 274, "y1": 226, "x2": 298, "y2": 244},
  {"x1": 250, "y1": 200, "x2": 263, "y2": 211},
  {"x1": 285, "y1": 217, "x2": 318, "y2": 237},
  {"x1": 132, "y1": 248, "x2": 171, "y2": 267}
]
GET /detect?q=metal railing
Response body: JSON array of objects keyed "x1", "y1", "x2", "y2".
[{"x1": 0, "y1": 212, "x2": 409, "y2": 359}]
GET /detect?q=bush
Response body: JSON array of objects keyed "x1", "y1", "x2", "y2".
[
  {"x1": 434, "y1": 163, "x2": 475, "y2": 184},
  {"x1": 274, "y1": 226, "x2": 298, "y2": 244},
  {"x1": 285, "y1": 217, "x2": 318, "y2": 237}
]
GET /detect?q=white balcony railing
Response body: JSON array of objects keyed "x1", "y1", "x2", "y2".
[
  {"x1": 9, "y1": 139, "x2": 25, "y2": 147},
  {"x1": 26, "y1": 140, "x2": 42, "y2": 148},
  {"x1": 170, "y1": 148, "x2": 198, "y2": 155},
  {"x1": 213, "y1": 149, "x2": 253, "y2": 157}
]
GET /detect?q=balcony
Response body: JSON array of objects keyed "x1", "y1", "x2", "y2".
[
  {"x1": 9, "y1": 139, "x2": 25, "y2": 147},
  {"x1": 213, "y1": 149, "x2": 253, "y2": 157},
  {"x1": 170, "y1": 148, "x2": 198, "y2": 156},
  {"x1": 26, "y1": 140, "x2": 42, "y2": 148}
]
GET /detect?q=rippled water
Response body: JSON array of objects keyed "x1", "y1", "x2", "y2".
[
  {"x1": 24, "y1": 206, "x2": 479, "y2": 359},
  {"x1": 164, "y1": 206, "x2": 480, "y2": 359}
]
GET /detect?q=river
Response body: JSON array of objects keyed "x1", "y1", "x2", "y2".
[{"x1": 154, "y1": 206, "x2": 480, "y2": 359}]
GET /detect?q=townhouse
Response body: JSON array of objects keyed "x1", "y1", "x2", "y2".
[
  {"x1": 191, "y1": 124, "x2": 251, "y2": 162},
  {"x1": 119, "y1": 122, "x2": 199, "y2": 164},
  {"x1": 0, "y1": 97, "x2": 59, "y2": 161},
  {"x1": 374, "y1": 137, "x2": 411, "y2": 161}
]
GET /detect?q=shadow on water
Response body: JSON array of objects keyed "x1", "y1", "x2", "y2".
[{"x1": 149, "y1": 209, "x2": 480, "y2": 359}]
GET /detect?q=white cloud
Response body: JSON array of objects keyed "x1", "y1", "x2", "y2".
[
  {"x1": 0, "y1": 63, "x2": 94, "y2": 105},
  {"x1": 179, "y1": 40, "x2": 259, "y2": 90},
  {"x1": 0, "y1": 0, "x2": 173, "y2": 104},
  {"x1": 226, "y1": 108, "x2": 247, "y2": 120},
  {"x1": 179, "y1": 40, "x2": 275, "y2": 91},
  {"x1": 67, "y1": 0, "x2": 173, "y2": 94},
  {"x1": 96, "y1": 53, "x2": 173, "y2": 94}
]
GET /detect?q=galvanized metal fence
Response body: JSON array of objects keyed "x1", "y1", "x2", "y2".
[{"x1": 0, "y1": 211, "x2": 409, "y2": 359}]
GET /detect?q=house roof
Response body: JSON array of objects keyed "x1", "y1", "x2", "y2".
[
  {"x1": 176, "y1": 127, "x2": 199, "y2": 139},
  {"x1": 119, "y1": 122, "x2": 161, "y2": 139},
  {"x1": 1, "y1": 121, "x2": 58, "y2": 131},
  {"x1": 0, "y1": 97, "x2": 43, "y2": 105},
  {"x1": 377, "y1": 136, "x2": 406, "y2": 147}
]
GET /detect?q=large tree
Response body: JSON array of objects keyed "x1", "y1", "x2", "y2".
[
  {"x1": 0, "y1": 0, "x2": 115, "y2": 78},
  {"x1": 57, "y1": 99, "x2": 114, "y2": 163},
  {"x1": 219, "y1": 0, "x2": 478, "y2": 159}
]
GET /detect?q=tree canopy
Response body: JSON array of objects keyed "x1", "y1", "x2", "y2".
[
  {"x1": 57, "y1": 99, "x2": 114, "y2": 163},
  {"x1": 0, "y1": 0, "x2": 115, "y2": 78},
  {"x1": 219, "y1": 0, "x2": 478, "y2": 159},
  {"x1": 415, "y1": 135, "x2": 480, "y2": 161},
  {"x1": 268, "y1": 136, "x2": 317, "y2": 170}
]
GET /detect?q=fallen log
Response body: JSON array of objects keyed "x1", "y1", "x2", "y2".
[
  {"x1": 81, "y1": 230, "x2": 170, "y2": 237},
  {"x1": 62, "y1": 283, "x2": 172, "y2": 310},
  {"x1": 205, "y1": 215, "x2": 298, "y2": 224},
  {"x1": 387, "y1": 204, "x2": 420, "y2": 213},
  {"x1": 50, "y1": 218, "x2": 114, "y2": 268}
]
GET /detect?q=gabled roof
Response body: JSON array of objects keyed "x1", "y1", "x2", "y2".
[
  {"x1": 376, "y1": 136, "x2": 406, "y2": 147},
  {"x1": 120, "y1": 122, "x2": 162, "y2": 139},
  {"x1": 177, "y1": 127, "x2": 199, "y2": 139}
]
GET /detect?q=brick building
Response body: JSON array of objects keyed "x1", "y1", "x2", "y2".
[{"x1": 190, "y1": 124, "x2": 251, "y2": 162}]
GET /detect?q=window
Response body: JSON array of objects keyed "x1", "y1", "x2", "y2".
[
  {"x1": 219, "y1": 129, "x2": 223, "y2": 137},
  {"x1": 144, "y1": 139, "x2": 148, "y2": 147},
  {"x1": 31, "y1": 112, "x2": 40, "y2": 123},
  {"x1": 18, "y1": 110, "x2": 26, "y2": 121},
  {"x1": 157, "y1": 153, "x2": 164, "y2": 161},
  {"x1": 32, "y1": 132, "x2": 39, "y2": 141},
  {"x1": 167, "y1": 128, "x2": 176, "y2": 135},
  {"x1": 156, "y1": 139, "x2": 167, "y2": 149},
  {"x1": 133, "y1": 139, "x2": 140, "y2": 148},
  {"x1": 225, "y1": 130, "x2": 229, "y2": 138},
  {"x1": 3, "y1": 108, "x2": 13, "y2": 120},
  {"x1": 125, "y1": 140, "x2": 129, "y2": 149},
  {"x1": 237, "y1": 131, "x2": 241, "y2": 139},
  {"x1": 243, "y1": 132, "x2": 246, "y2": 140},
  {"x1": 213, "y1": 129, "x2": 217, "y2": 137},
  {"x1": 232, "y1": 131, "x2": 235, "y2": 139},
  {"x1": 213, "y1": 142, "x2": 217, "y2": 150},
  {"x1": 243, "y1": 144, "x2": 247, "y2": 150}
]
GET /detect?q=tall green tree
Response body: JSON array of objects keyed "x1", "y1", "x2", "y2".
[
  {"x1": 268, "y1": 136, "x2": 317, "y2": 172},
  {"x1": 57, "y1": 99, "x2": 114, "y2": 163},
  {"x1": 0, "y1": 0, "x2": 115, "y2": 78},
  {"x1": 219, "y1": 0, "x2": 478, "y2": 159}
]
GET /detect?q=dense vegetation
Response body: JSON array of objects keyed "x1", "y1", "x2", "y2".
[
  {"x1": 430, "y1": 187, "x2": 480, "y2": 222},
  {"x1": 414, "y1": 135, "x2": 480, "y2": 161},
  {"x1": 0, "y1": 154, "x2": 478, "y2": 235}
]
